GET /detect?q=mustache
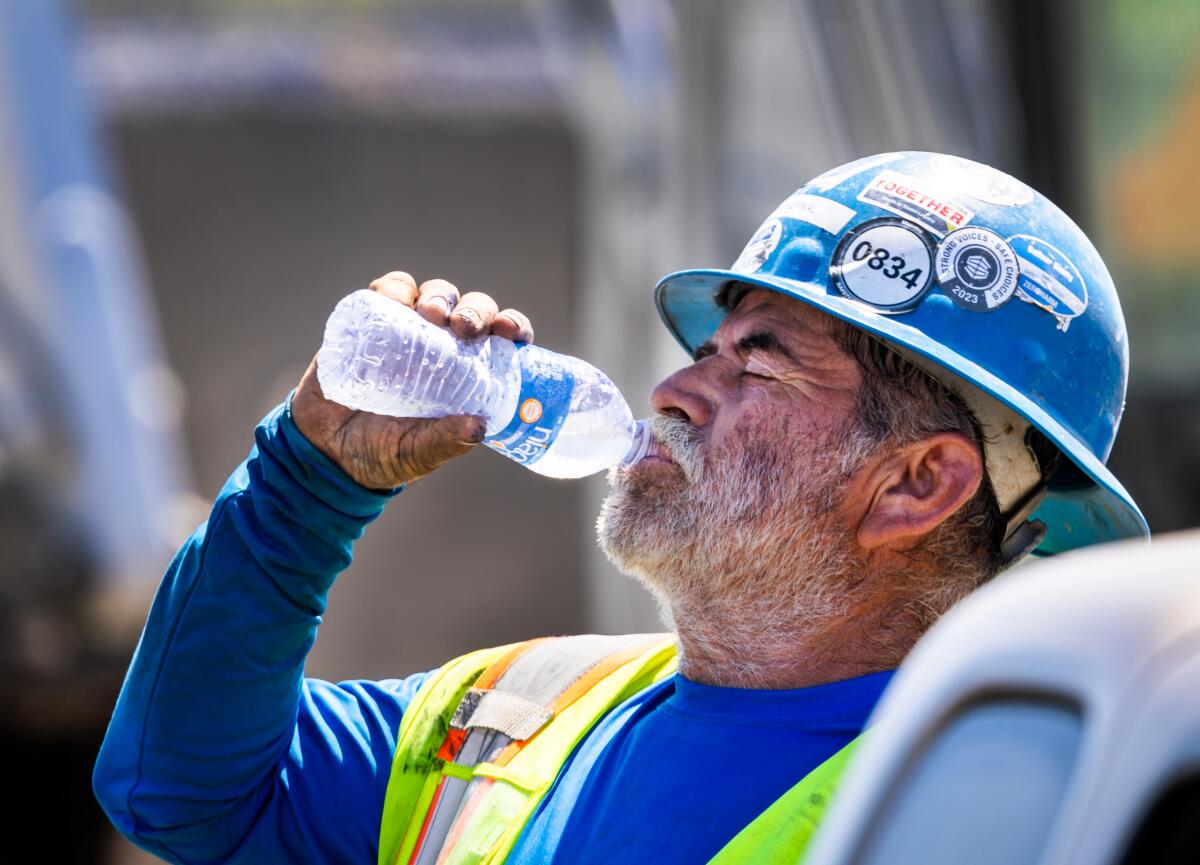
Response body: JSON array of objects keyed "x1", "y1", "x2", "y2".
[{"x1": 648, "y1": 414, "x2": 704, "y2": 482}]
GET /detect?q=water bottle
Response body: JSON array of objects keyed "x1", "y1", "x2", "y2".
[{"x1": 316, "y1": 289, "x2": 650, "y2": 478}]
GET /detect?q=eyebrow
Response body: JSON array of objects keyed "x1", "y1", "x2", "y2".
[{"x1": 692, "y1": 329, "x2": 797, "y2": 363}]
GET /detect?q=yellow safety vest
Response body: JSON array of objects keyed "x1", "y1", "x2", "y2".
[{"x1": 378, "y1": 634, "x2": 862, "y2": 865}]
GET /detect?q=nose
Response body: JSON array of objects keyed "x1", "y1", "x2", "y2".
[{"x1": 650, "y1": 362, "x2": 715, "y2": 428}]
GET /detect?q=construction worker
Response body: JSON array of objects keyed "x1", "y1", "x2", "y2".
[{"x1": 94, "y1": 152, "x2": 1147, "y2": 865}]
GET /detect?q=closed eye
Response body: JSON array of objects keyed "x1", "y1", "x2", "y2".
[{"x1": 741, "y1": 355, "x2": 776, "y2": 380}]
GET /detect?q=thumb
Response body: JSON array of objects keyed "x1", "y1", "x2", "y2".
[
  {"x1": 394, "y1": 413, "x2": 487, "y2": 482},
  {"x1": 430, "y1": 413, "x2": 489, "y2": 451}
]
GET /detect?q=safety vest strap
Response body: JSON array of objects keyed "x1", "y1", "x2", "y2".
[
  {"x1": 378, "y1": 634, "x2": 863, "y2": 865},
  {"x1": 378, "y1": 633, "x2": 678, "y2": 865},
  {"x1": 707, "y1": 735, "x2": 864, "y2": 864},
  {"x1": 379, "y1": 643, "x2": 519, "y2": 865}
]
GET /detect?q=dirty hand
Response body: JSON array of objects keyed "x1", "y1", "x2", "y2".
[{"x1": 292, "y1": 272, "x2": 535, "y2": 490}]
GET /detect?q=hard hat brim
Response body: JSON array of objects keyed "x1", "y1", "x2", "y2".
[{"x1": 655, "y1": 267, "x2": 1150, "y2": 557}]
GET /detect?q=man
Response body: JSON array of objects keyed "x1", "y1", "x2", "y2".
[{"x1": 94, "y1": 152, "x2": 1147, "y2": 864}]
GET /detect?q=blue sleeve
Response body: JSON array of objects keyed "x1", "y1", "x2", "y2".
[{"x1": 93, "y1": 398, "x2": 435, "y2": 865}]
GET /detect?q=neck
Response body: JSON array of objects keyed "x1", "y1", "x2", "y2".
[{"x1": 667, "y1": 583, "x2": 926, "y2": 690}]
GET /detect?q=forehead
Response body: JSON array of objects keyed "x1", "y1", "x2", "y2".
[{"x1": 716, "y1": 287, "x2": 839, "y2": 341}]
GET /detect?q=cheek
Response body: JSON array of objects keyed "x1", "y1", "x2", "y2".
[{"x1": 719, "y1": 396, "x2": 839, "y2": 453}]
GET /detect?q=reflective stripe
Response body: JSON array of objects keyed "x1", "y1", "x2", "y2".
[
  {"x1": 379, "y1": 644, "x2": 522, "y2": 865},
  {"x1": 489, "y1": 636, "x2": 676, "y2": 769},
  {"x1": 488, "y1": 634, "x2": 658, "y2": 708},
  {"x1": 413, "y1": 775, "x2": 471, "y2": 865},
  {"x1": 379, "y1": 635, "x2": 677, "y2": 865}
]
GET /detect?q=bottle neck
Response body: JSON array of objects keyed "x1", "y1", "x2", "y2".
[{"x1": 621, "y1": 419, "x2": 651, "y2": 466}]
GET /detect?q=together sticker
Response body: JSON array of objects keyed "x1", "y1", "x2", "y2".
[{"x1": 857, "y1": 170, "x2": 974, "y2": 236}]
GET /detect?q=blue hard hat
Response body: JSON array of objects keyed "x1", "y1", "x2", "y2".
[{"x1": 655, "y1": 151, "x2": 1148, "y2": 560}]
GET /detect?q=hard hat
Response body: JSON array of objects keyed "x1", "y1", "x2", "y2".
[{"x1": 655, "y1": 151, "x2": 1148, "y2": 561}]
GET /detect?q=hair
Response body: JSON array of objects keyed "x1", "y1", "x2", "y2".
[{"x1": 832, "y1": 323, "x2": 1005, "y2": 589}]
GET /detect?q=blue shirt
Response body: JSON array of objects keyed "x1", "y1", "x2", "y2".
[{"x1": 93, "y1": 400, "x2": 893, "y2": 865}]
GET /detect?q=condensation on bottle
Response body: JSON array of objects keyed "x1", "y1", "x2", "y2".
[{"x1": 316, "y1": 289, "x2": 649, "y2": 478}]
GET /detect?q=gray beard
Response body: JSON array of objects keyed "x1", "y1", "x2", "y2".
[{"x1": 596, "y1": 415, "x2": 869, "y2": 683}]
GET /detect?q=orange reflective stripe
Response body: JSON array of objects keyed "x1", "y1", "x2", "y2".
[
  {"x1": 548, "y1": 642, "x2": 661, "y2": 716},
  {"x1": 473, "y1": 638, "x2": 548, "y2": 691},
  {"x1": 490, "y1": 641, "x2": 666, "y2": 768}
]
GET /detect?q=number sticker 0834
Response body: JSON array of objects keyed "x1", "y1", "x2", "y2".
[{"x1": 830, "y1": 218, "x2": 935, "y2": 313}]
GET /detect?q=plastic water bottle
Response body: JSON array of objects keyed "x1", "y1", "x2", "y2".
[{"x1": 316, "y1": 289, "x2": 650, "y2": 478}]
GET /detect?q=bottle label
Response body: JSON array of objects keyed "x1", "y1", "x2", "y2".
[{"x1": 484, "y1": 344, "x2": 575, "y2": 466}]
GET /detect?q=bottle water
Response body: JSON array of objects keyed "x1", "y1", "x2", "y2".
[{"x1": 316, "y1": 289, "x2": 650, "y2": 478}]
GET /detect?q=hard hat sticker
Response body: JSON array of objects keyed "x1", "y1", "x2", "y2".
[
  {"x1": 1007, "y1": 234, "x2": 1089, "y2": 332},
  {"x1": 731, "y1": 218, "x2": 783, "y2": 275},
  {"x1": 769, "y1": 192, "x2": 855, "y2": 235},
  {"x1": 830, "y1": 218, "x2": 934, "y2": 313},
  {"x1": 857, "y1": 170, "x2": 974, "y2": 236},
  {"x1": 935, "y1": 227, "x2": 1019, "y2": 311},
  {"x1": 931, "y1": 154, "x2": 1034, "y2": 206}
]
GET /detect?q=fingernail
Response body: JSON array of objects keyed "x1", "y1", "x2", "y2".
[
  {"x1": 461, "y1": 418, "x2": 486, "y2": 444},
  {"x1": 458, "y1": 308, "x2": 480, "y2": 323},
  {"x1": 426, "y1": 296, "x2": 450, "y2": 315}
]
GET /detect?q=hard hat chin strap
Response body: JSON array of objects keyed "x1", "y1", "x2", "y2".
[
  {"x1": 1000, "y1": 508, "x2": 1048, "y2": 565},
  {"x1": 952, "y1": 386, "x2": 1052, "y2": 566}
]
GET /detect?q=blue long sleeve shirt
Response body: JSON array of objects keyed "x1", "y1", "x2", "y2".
[{"x1": 94, "y1": 400, "x2": 893, "y2": 864}]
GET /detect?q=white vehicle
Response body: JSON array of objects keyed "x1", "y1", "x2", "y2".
[{"x1": 805, "y1": 531, "x2": 1200, "y2": 865}]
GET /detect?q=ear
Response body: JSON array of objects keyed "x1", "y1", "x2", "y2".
[{"x1": 854, "y1": 433, "x2": 985, "y2": 551}]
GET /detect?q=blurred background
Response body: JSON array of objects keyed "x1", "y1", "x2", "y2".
[{"x1": 0, "y1": 0, "x2": 1197, "y2": 861}]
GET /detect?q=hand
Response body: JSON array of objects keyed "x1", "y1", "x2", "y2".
[{"x1": 292, "y1": 272, "x2": 535, "y2": 490}]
